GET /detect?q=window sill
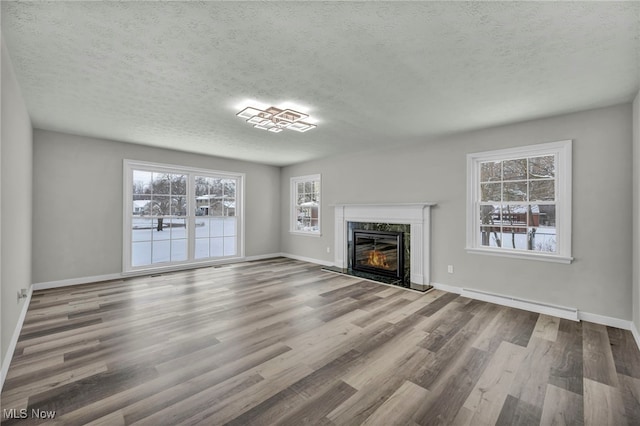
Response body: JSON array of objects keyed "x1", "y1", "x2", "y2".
[
  {"x1": 290, "y1": 231, "x2": 322, "y2": 237},
  {"x1": 466, "y1": 247, "x2": 573, "y2": 264}
]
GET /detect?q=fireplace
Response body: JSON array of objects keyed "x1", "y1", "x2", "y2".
[
  {"x1": 352, "y1": 230, "x2": 404, "y2": 280},
  {"x1": 330, "y1": 203, "x2": 435, "y2": 291}
]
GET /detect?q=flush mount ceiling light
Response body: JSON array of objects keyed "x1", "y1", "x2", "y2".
[{"x1": 236, "y1": 106, "x2": 316, "y2": 133}]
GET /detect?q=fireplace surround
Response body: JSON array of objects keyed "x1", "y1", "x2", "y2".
[{"x1": 332, "y1": 203, "x2": 436, "y2": 291}]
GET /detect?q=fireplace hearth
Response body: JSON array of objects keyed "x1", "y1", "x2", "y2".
[{"x1": 352, "y1": 230, "x2": 404, "y2": 280}]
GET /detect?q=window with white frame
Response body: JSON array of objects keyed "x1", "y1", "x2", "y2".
[
  {"x1": 291, "y1": 174, "x2": 321, "y2": 235},
  {"x1": 466, "y1": 140, "x2": 572, "y2": 263},
  {"x1": 124, "y1": 160, "x2": 243, "y2": 272}
]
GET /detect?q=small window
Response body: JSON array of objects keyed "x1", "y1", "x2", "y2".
[
  {"x1": 291, "y1": 174, "x2": 321, "y2": 235},
  {"x1": 466, "y1": 140, "x2": 572, "y2": 263}
]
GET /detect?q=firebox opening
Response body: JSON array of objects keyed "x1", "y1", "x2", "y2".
[{"x1": 352, "y1": 230, "x2": 404, "y2": 280}]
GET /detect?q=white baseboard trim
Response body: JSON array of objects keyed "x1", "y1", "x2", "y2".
[
  {"x1": 432, "y1": 282, "x2": 463, "y2": 295},
  {"x1": 631, "y1": 322, "x2": 640, "y2": 351},
  {"x1": 578, "y1": 311, "x2": 633, "y2": 330},
  {"x1": 1, "y1": 286, "x2": 33, "y2": 393},
  {"x1": 244, "y1": 253, "x2": 283, "y2": 262},
  {"x1": 32, "y1": 273, "x2": 124, "y2": 291},
  {"x1": 279, "y1": 253, "x2": 334, "y2": 267},
  {"x1": 32, "y1": 254, "x2": 285, "y2": 291}
]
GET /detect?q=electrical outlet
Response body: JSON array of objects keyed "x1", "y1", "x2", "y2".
[
  {"x1": 326, "y1": 246, "x2": 331, "y2": 253},
  {"x1": 447, "y1": 265, "x2": 454, "y2": 274}
]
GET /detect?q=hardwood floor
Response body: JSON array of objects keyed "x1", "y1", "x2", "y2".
[{"x1": 2, "y1": 257, "x2": 640, "y2": 425}]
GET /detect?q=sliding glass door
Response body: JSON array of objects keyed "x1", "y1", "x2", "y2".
[{"x1": 124, "y1": 160, "x2": 243, "y2": 272}]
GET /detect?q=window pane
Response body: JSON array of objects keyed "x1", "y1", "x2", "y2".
[
  {"x1": 535, "y1": 204, "x2": 556, "y2": 227},
  {"x1": 209, "y1": 178, "x2": 223, "y2": 197},
  {"x1": 132, "y1": 218, "x2": 152, "y2": 242},
  {"x1": 502, "y1": 228, "x2": 528, "y2": 249},
  {"x1": 211, "y1": 218, "x2": 224, "y2": 237},
  {"x1": 152, "y1": 173, "x2": 171, "y2": 194},
  {"x1": 171, "y1": 174, "x2": 187, "y2": 195},
  {"x1": 171, "y1": 196, "x2": 187, "y2": 216},
  {"x1": 209, "y1": 200, "x2": 224, "y2": 216},
  {"x1": 150, "y1": 196, "x2": 170, "y2": 216},
  {"x1": 529, "y1": 226, "x2": 557, "y2": 253},
  {"x1": 529, "y1": 156, "x2": 555, "y2": 179},
  {"x1": 132, "y1": 196, "x2": 151, "y2": 215},
  {"x1": 195, "y1": 238, "x2": 209, "y2": 259},
  {"x1": 133, "y1": 171, "x2": 152, "y2": 195},
  {"x1": 304, "y1": 181, "x2": 313, "y2": 193},
  {"x1": 223, "y1": 198, "x2": 236, "y2": 216},
  {"x1": 480, "y1": 161, "x2": 501, "y2": 182},
  {"x1": 502, "y1": 205, "x2": 528, "y2": 227},
  {"x1": 210, "y1": 238, "x2": 224, "y2": 257},
  {"x1": 503, "y1": 159, "x2": 527, "y2": 180},
  {"x1": 224, "y1": 237, "x2": 236, "y2": 256},
  {"x1": 297, "y1": 182, "x2": 304, "y2": 193},
  {"x1": 132, "y1": 241, "x2": 151, "y2": 266},
  {"x1": 530, "y1": 180, "x2": 554, "y2": 201},
  {"x1": 479, "y1": 227, "x2": 502, "y2": 247},
  {"x1": 153, "y1": 219, "x2": 170, "y2": 240},
  {"x1": 481, "y1": 183, "x2": 501, "y2": 202},
  {"x1": 152, "y1": 240, "x2": 170, "y2": 263},
  {"x1": 503, "y1": 181, "x2": 527, "y2": 201},
  {"x1": 223, "y1": 179, "x2": 236, "y2": 197},
  {"x1": 195, "y1": 177, "x2": 208, "y2": 196},
  {"x1": 170, "y1": 219, "x2": 187, "y2": 240},
  {"x1": 223, "y1": 217, "x2": 236, "y2": 236},
  {"x1": 480, "y1": 204, "x2": 500, "y2": 225},
  {"x1": 195, "y1": 218, "x2": 208, "y2": 238},
  {"x1": 171, "y1": 239, "x2": 187, "y2": 262}
]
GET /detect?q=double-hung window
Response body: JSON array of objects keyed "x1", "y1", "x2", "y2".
[
  {"x1": 466, "y1": 140, "x2": 572, "y2": 263},
  {"x1": 291, "y1": 174, "x2": 321, "y2": 235},
  {"x1": 124, "y1": 160, "x2": 244, "y2": 272}
]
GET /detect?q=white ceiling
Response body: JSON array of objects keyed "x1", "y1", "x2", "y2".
[{"x1": 2, "y1": 1, "x2": 639, "y2": 166}]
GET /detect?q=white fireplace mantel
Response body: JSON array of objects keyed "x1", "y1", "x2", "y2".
[{"x1": 332, "y1": 203, "x2": 436, "y2": 291}]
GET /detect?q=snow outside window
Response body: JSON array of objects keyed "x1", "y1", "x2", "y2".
[
  {"x1": 291, "y1": 174, "x2": 321, "y2": 235},
  {"x1": 466, "y1": 141, "x2": 573, "y2": 264}
]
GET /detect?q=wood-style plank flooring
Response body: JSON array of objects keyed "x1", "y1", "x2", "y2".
[{"x1": 2, "y1": 257, "x2": 640, "y2": 425}]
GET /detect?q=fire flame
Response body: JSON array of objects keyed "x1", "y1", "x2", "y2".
[{"x1": 367, "y1": 250, "x2": 390, "y2": 269}]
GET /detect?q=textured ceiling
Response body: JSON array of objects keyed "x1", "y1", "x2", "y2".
[{"x1": 2, "y1": 1, "x2": 639, "y2": 166}]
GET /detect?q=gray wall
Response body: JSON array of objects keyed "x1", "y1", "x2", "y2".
[
  {"x1": 1, "y1": 38, "x2": 33, "y2": 371},
  {"x1": 32, "y1": 130, "x2": 280, "y2": 283},
  {"x1": 281, "y1": 104, "x2": 633, "y2": 320},
  {"x1": 633, "y1": 91, "x2": 640, "y2": 330}
]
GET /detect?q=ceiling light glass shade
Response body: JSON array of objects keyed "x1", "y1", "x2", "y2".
[
  {"x1": 237, "y1": 107, "x2": 269, "y2": 119},
  {"x1": 274, "y1": 109, "x2": 308, "y2": 122},
  {"x1": 288, "y1": 122, "x2": 317, "y2": 132},
  {"x1": 237, "y1": 105, "x2": 316, "y2": 133},
  {"x1": 254, "y1": 122, "x2": 276, "y2": 130},
  {"x1": 246, "y1": 115, "x2": 271, "y2": 125}
]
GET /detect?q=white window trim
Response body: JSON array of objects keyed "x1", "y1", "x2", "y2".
[
  {"x1": 466, "y1": 140, "x2": 573, "y2": 264},
  {"x1": 123, "y1": 159, "x2": 245, "y2": 273},
  {"x1": 290, "y1": 174, "x2": 321, "y2": 236}
]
